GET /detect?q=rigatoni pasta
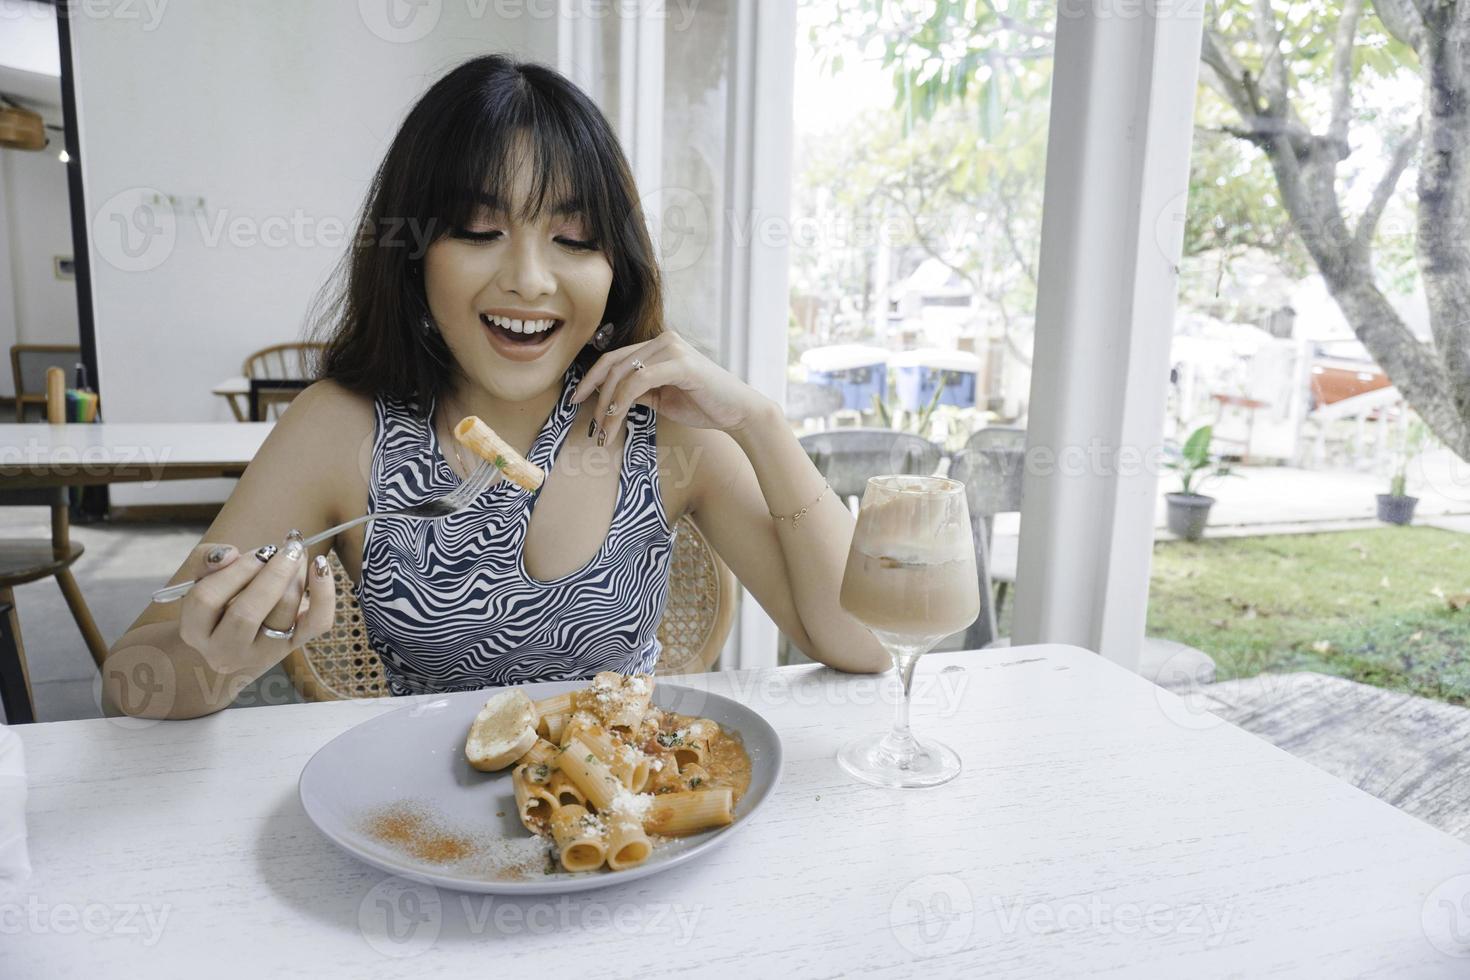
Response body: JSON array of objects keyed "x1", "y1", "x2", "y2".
[{"x1": 470, "y1": 671, "x2": 752, "y2": 874}]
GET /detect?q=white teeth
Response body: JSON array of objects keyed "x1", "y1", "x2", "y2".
[{"x1": 485, "y1": 313, "x2": 557, "y2": 335}]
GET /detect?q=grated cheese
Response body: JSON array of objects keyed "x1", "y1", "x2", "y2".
[{"x1": 607, "y1": 787, "x2": 655, "y2": 821}]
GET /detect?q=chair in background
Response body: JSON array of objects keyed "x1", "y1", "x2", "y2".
[
  {"x1": 783, "y1": 382, "x2": 844, "y2": 431},
  {"x1": 946, "y1": 447, "x2": 1025, "y2": 648},
  {"x1": 965, "y1": 425, "x2": 1027, "y2": 453},
  {"x1": 0, "y1": 369, "x2": 111, "y2": 723},
  {"x1": 241, "y1": 342, "x2": 325, "y2": 420},
  {"x1": 10, "y1": 344, "x2": 80, "y2": 422},
  {"x1": 282, "y1": 515, "x2": 737, "y2": 700},
  {"x1": 798, "y1": 428, "x2": 943, "y2": 507}
]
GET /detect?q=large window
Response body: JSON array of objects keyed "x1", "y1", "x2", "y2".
[
  {"x1": 1147, "y1": 0, "x2": 1470, "y2": 707},
  {"x1": 787, "y1": 1, "x2": 1057, "y2": 659}
]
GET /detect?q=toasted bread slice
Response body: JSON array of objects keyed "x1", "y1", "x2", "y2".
[
  {"x1": 453, "y1": 416, "x2": 546, "y2": 492},
  {"x1": 465, "y1": 689, "x2": 538, "y2": 772}
]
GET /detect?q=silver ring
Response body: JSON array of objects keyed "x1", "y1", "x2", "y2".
[
  {"x1": 260, "y1": 623, "x2": 297, "y2": 641},
  {"x1": 631, "y1": 358, "x2": 645, "y2": 372}
]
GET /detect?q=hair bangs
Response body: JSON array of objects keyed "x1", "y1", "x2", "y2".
[{"x1": 431, "y1": 82, "x2": 616, "y2": 248}]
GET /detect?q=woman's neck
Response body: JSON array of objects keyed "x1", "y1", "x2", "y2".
[{"x1": 437, "y1": 375, "x2": 565, "y2": 460}]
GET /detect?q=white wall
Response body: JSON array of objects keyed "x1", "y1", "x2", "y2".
[{"x1": 69, "y1": 0, "x2": 555, "y2": 504}]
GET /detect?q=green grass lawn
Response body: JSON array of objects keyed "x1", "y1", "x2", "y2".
[{"x1": 1146, "y1": 527, "x2": 1470, "y2": 705}]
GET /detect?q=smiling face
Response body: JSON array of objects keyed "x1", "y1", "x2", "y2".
[{"x1": 422, "y1": 134, "x2": 614, "y2": 405}]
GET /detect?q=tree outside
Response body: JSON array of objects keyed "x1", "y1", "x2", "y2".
[{"x1": 791, "y1": 0, "x2": 1470, "y2": 702}]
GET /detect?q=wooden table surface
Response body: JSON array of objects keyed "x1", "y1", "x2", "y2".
[
  {"x1": 5, "y1": 645, "x2": 1469, "y2": 977},
  {"x1": 0, "y1": 422, "x2": 271, "y2": 488}
]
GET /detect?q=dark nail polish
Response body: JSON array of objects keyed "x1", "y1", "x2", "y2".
[
  {"x1": 254, "y1": 544, "x2": 278, "y2": 563},
  {"x1": 596, "y1": 428, "x2": 607, "y2": 448},
  {"x1": 587, "y1": 417, "x2": 597, "y2": 439}
]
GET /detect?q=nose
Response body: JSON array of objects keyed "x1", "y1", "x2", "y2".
[{"x1": 495, "y1": 231, "x2": 557, "y2": 301}]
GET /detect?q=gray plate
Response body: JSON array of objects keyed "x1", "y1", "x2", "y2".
[{"x1": 298, "y1": 680, "x2": 783, "y2": 894}]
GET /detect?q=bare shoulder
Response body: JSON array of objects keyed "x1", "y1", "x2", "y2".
[
  {"x1": 282, "y1": 378, "x2": 376, "y2": 443},
  {"x1": 653, "y1": 416, "x2": 747, "y2": 521},
  {"x1": 262, "y1": 379, "x2": 376, "y2": 514}
]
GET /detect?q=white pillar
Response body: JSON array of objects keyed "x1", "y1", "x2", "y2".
[
  {"x1": 1010, "y1": 3, "x2": 1205, "y2": 670},
  {"x1": 729, "y1": 0, "x2": 797, "y2": 668}
]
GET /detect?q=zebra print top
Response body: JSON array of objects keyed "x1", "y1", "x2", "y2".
[{"x1": 356, "y1": 360, "x2": 676, "y2": 695}]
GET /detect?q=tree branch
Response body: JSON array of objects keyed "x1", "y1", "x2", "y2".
[
  {"x1": 1327, "y1": 0, "x2": 1365, "y2": 152},
  {"x1": 1200, "y1": 28, "x2": 1260, "y2": 121},
  {"x1": 1251, "y1": 0, "x2": 1290, "y2": 111},
  {"x1": 1354, "y1": 122, "x2": 1420, "y2": 255},
  {"x1": 1372, "y1": 0, "x2": 1425, "y2": 49}
]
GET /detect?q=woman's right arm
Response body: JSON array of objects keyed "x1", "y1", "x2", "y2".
[{"x1": 102, "y1": 380, "x2": 374, "y2": 719}]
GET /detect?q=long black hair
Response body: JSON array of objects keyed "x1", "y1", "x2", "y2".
[{"x1": 311, "y1": 54, "x2": 664, "y2": 414}]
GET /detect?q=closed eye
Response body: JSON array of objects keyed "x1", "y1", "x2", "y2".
[
  {"x1": 449, "y1": 229, "x2": 598, "y2": 252},
  {"x1": 451, "y1": 228, "x2": 502, "y2": 243}
]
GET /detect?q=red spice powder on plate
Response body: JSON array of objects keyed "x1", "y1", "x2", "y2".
[{"x1": 362, "y1": 800, "x2": 473, "y2": 864}]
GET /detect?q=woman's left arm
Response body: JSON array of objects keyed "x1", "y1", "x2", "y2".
[{"x1": 573, "y1": 334, "x2": 890, "y2": 674}]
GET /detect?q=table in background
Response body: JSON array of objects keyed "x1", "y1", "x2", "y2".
[
  {"x1": 0, "y1": 422, "x2": 271, "y2": 489},
  {"x1": 8, "y1": 645, "x2": 1469, "y2": 977},
  {"x1": 0, "y1": 422, "x2": 271, "y2": 723}
]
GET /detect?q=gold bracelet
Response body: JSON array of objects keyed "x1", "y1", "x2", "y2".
[{"x1": 771, "y1": 482, "x2": 831, "y2": 528}]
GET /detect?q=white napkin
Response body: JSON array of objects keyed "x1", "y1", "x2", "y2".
[{"x1": 0, "y1": 723, "x2": 31, "y2": 883}]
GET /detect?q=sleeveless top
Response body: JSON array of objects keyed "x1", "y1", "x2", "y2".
[{"x1": 356, "y1": 361, "x2": 676, "y2": 696}]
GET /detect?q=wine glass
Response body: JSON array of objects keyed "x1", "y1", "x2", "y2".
[{"x1": 837, "y1": 475, "x2": 980, "y2": 788}]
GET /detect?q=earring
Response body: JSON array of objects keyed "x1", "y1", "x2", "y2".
[
  {"x1": 592, "y1": 322, "x2": 615, "y2": 351},
  {"x1": 420, "y1": 312, "x2": 438, "y2": 337}
]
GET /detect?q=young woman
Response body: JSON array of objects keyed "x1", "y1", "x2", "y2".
[{"x1": 104, "y1": 54, "x2": 887, "y2": 719}]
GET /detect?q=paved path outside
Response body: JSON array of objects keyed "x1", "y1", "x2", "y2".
[{"x1": 1196, "y1": 672, "x2": 1470, "y2": 845}]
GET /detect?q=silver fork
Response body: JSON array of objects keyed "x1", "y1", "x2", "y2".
[{"x1": 150, "y1": 458, "x2": 500, "y2": 603}]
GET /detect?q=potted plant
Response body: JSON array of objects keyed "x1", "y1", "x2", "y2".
[
  {"x1": 1377, "y1": 419, "x2": 1429, "y2": 525},
  {"x1": 1164, "y1": 424, "x2": 1230, "y2": 541}
]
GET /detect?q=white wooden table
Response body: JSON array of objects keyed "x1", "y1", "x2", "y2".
[
  {"x1": 0, "y1": 422, "x2": 271, "y2": 489},
  {"x1": 6, "y1": 645, "x2": 1469, "y2": 977}
]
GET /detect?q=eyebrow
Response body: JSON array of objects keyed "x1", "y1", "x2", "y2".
[{"x1": 475, "y1": 192, "x2": 584, "y2": 218}]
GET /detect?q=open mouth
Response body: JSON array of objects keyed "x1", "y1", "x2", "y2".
[{"x1": 480, "y1": 313, "x2": 564, "y2": 346}]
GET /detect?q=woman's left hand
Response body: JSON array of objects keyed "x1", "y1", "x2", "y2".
[{"x1": 570, "y1": 332, "x2": 769, "y2": 441}]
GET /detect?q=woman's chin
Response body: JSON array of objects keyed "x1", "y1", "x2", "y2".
[{"x1": 468, "y1": 355, "x2": 576, "y2": 404}]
